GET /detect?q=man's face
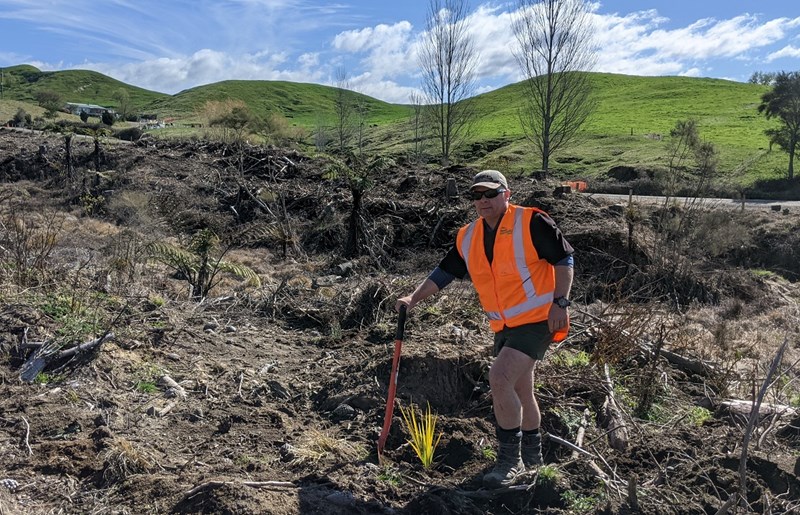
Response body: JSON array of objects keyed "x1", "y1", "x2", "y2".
[{"x1": 471, "y1": 186, "x2": 509, "y2": 221}]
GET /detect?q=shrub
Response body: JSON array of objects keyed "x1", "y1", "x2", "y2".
[
  {"x1": 115, "y1": 127, "x2": 143, "y2": 142},
  {"x1": 13, "y1": 108, "x2": 31, "y2": 127},
  {"x1": 101, "y1": 111, "x2": 115, "y2": 126}
]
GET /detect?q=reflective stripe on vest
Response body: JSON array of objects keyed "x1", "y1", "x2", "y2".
[{"x1": 458, "y1": 209, "x2": 553, "y2": 324}]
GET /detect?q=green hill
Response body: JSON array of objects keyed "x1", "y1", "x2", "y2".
[
  {"x1": 0, "y1": 65, "x2": 788, "y2": 185},
  {"x1": 457, "y1": 73, "x2": 780, "y2": 184},
  {"x1": 0, "y1": 65, "x2": 167, "y2": 110},
  {"x1": 143, "y1": 79, "x2": 412, "y2": 127}
]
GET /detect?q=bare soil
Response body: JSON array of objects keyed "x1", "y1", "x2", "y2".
[{"x1": 1, "y1": 128, "x2": 800, "y2": 514}]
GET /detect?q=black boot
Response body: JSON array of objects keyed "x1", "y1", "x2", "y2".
[
  {"x1": 483, "y1": 429, "x2": 524, "y2": 488},
  {"x1": 521, "y1": 430, "x2": 543, "y2": 467}
]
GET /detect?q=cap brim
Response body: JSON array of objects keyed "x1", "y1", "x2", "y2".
[{"x1": 471, "y1": 181, "x2": 503, "y2": 190}]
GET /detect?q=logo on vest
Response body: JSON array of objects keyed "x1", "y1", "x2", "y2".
[{"x1": 499, "y1": 227, "x2": 513, "y2": 235}]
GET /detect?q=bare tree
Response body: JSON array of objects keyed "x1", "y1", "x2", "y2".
[
  {"x1": 409, "y1": 91, "x2": 427, "y2": 163},
  {"x1": 334, "y1": 67, "x2": 355, "y2": 154},
  {"x1": 513, "y1": 0, "x2": 596, "y2": 171},
  {"x1": 418, "y1": 0, "x2": 477, "y2": 166}
]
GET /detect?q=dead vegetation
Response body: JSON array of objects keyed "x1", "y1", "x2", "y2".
[{"x1": 1, "y1": 128, "x2": 800, "y2": 514}]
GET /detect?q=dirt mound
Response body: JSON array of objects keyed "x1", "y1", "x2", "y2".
[{"x1": 1, "y1": 128, "x2": 800, "y2": 514}]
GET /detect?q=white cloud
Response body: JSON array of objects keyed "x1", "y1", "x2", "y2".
[
  {"x1": 332, "y1": 21, "x2": 416, "y2": 81},
  {"x1": 767, "y1": 45, "x2": 800, "y2": 61},
  {"x1": 591, "y1": 10, "x2": 800, "y2": 81},
  {"x1": 467, "y1": 5, "x2": 518, "y2": 80},
  {"x1": 679, "y1": 67, "x2": 702, "y2": 77},
  {"x1": 298, "y1": 52, "x2": 319, "y2": 68},
  {"x1": 352, "y1": 75, "x2": 421, "y2": 104},
  {"x1": 84, "y1": 48, "x2": 326, "y2": 94}
]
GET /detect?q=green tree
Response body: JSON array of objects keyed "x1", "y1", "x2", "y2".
[
  {"x1": 748, "y1": 71, "x2": 777, "y2": 86},
  {"x1": 36, "y1": 91, "x2": 63, "y2": 118},
  {"x1": 113, "y1": 88, "x2": 132, "y2": 120},
  {"x1": 758, "y1": 71, "x2": 800, "y2": 180}
]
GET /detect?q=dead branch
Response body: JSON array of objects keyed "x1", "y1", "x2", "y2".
[
  {"x1": 738, "y1": 338, "x2": 789, "y2": 510},
  {"x1": 547, "y1": 433, "x2": 596, "y2": 459},
  {"x1": 21, "y1": 415, "x2": 32, "y2": 455},
  {"x1": 714, "y1": 492, "x2": 737, "y2": 515},
  {"x1": 147, "y1": 401, "x2": 177, "y2": 418},
  {"x1": 601, "y1": 364, "x2": 630, "y2": 452},
  {"x1": 159, "y1": 375, "x2": 187, "y2": 400},
  {"x1": 58, "y1": 332, "x2": 115, "y2": 359},
  {"x1": 757, "y1": 412, "x2": 783, "y2": 449},
  {"x1": 627, "y1": 473, "x2": 639, "y2": 511},
  {"x1": 578, "y1": 308, "x2": 717, "y2": 376},
  {"x1": 572, "y1": 408, "x2": 590, "y2": 460},
  {"x1": 714, "y1": 399, "x2": 796, "y2": 419}
]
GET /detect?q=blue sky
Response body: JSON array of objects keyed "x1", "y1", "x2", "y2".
[{"x1": 1, "y1": 1, "x2": 798, "y2": 103}]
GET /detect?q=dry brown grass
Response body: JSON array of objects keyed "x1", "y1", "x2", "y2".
[
  {"x1": 290, "y1": 429, "x2": 366, "y2": 465},
  {"x1": 102, "y1": 437, "x2": 157, "y2": 485}
]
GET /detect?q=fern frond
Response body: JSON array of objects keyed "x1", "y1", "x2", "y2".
[
  {"x1": 146, "y1": 242, "x2": 199, "y2": 272},
  {"x1": 216, "y1": 261, "x2": 261, "y2": 287}
]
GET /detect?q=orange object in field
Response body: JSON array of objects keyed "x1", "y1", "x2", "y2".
[
  {"x1": 377, "y1": 305, "x2": 407, "y2": 461},
  {"x1": 562, "y1": 180, "x2": 588, "y2": 192}
]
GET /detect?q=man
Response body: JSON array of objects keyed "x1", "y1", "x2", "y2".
[{"x1": 396, "y1": 170, "x2": 574, "y2": 488}]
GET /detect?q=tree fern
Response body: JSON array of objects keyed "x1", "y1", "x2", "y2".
[{"x1": 146, "y1": 229, "x2": 260, "y2": 300}]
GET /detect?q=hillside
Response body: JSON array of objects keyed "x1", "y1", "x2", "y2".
[
  {"x1": 1, "y1": 127, "x2": 799, "y2": 514},
  {"x1": 461, "y1": 74, "x2": 780, "y2": 183},
  {"x1": 1, "y1": 65, "x2": 789, "y2": 186},
  {"x1": 144, "y1": 79, "x2": 413, "y2": 127},
  {"x1": 0, "y1": 65, "x2": 167, "y2": 109}
]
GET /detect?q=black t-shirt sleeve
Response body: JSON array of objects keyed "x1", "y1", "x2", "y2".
[
  {"x1": 531, "y1": 213, "x2": 574, "y2": 265},
  {"x1": 437, "y1": 245, "x2": 468, "y2": 279}
]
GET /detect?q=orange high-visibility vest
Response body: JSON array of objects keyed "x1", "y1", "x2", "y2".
[{"x1": 456, "y1": 204, "x2": 568, "y2": 340}]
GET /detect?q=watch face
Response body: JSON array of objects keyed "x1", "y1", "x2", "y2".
[{"x1": 555, "y1": 297, "x2": 570, "y2": 308}]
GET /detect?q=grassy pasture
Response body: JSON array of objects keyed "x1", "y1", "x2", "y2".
[{"x1": 1, "y1": 65, "x2": 791, "y2": 185}]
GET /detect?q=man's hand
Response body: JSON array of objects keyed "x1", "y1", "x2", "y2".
[
  {"x1": 548, "y1": 304, "x2": 569, "y2": 334},
  {"x1": 395, "y1": 296, "x2": 415, "y2": 312}
]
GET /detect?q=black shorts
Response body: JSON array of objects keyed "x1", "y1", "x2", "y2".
[{"x1": 493, "y1": 321, "x2": 553, "y2": 360}]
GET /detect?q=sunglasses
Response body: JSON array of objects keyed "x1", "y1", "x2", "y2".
[{"x1": 470, "y1": 188, "x2": 505, "y2": 201}]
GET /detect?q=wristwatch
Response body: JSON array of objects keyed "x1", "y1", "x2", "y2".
[{"x1": 553, "y1": 296, "x2": 571, "y2": 309}]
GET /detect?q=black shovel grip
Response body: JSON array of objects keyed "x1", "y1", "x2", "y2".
[{"x1": 395, "y1": 304, "x2": 407, "y2": 341}]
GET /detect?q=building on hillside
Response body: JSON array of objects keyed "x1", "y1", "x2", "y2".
[{"x1": 65, "y1": 103, "x2": 115, "y2": 117}]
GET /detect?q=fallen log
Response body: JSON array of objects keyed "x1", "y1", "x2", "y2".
[
  {"x1": 711, "y1": 399, "x2": 797, "y2": 420},
  {"x1": 579, "y1": 308, "x2": 717, "y2": 376},
  {"x1": 19, "y1": 333, "x2": 114, "y2": 382}
]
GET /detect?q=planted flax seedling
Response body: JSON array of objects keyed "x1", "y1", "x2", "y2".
[{"x1": 399, "y1": 402, "x2": 442, "y2": 469}]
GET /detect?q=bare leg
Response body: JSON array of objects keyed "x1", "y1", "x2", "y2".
[
  {"x1": 489, "y1": 346, "x2": 535, "y2": 429},
  {"x1": 514, "y1": 364, "x2": 540, "y2": 431}
]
